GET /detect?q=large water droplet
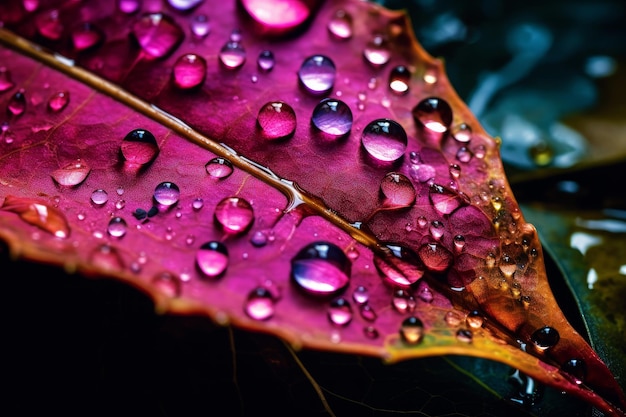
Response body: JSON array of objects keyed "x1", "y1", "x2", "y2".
[
  {"x1": 205, "y1": 157, "x2": 234, "y2": 179},
  {"x1": 328, "y1": 297, "x2": 353, "y2": 326},
  {"x1": 562, "y1": 358, "x2": 586, "y2": 385},
  {"x1": 190, "y1": 14, "x2": 210, "y2": 38},
  {"x1": 327, "y1": 9, "x2": 353, "y2": 40},
  {"x1": 153, "y1": 181, "x2": 180, "y2": 207},
  {"x1": 196, "y1": 241, "x2": 229, "y2": 278},
  {"x1": 311, "y1": 98, "x2": 353, "y2": 138},
  {"x1": 257, "y1": 101, "x2": 297, "y2": 140},
  {"x1": 51, "y1": 160, "x2": 91, "y2": 187},
  {"x1": 219, "y1": 41, "x2": 246, "y2": 69},
  {"x1": 257, "y1": 50, "x2": 275, "y2": 72},
  {"x1": 418, "y1": 243, "x2": 453, "y2": 273},
  {"x1": 90, "y1": 189, "x2": 109, "y2": 206},
  {"x1": 375, "y1": 243, "x2": 424, "y2": 287},
  {"x1": 239, "y1": 0, "x2": 312, "y2": 35},
  {"x1": 298, "y1": 55, "x2": 336, "y2": 95},
  {"x1": 121, "y1": 128, "x2": 159, "y2": 165},
  {"x1": 47, "y1": 91, "x2": 69, "y2": 112},
  {"x1": 118, "y1": 0, "x2": 141, "y2": 14},
  {"x1": 1, "y1": 195, "x2": 70, "y2": 239},
  {"x1": 361, "y1": 119, "x2": 407, "y2": 164},
  {"x1": 291, "y1": 241, "x2": 351, "y2": 297},
  {"x1": 245, "y1": 287, "x2": 275, "y2": 321},
  {"x1": 413, "y1": 97, "x2": 453, "y2": 134},
  {"x1": 389, "y1": 65, "x2": 411, "y2": 95},
  {"x1": 107, "y1": 216, "x2": 128, "y2": 238},
  {"x1": 392, "y1": 289, "x2": 416, "y2": 313},
  {"x1": 0, "y1": 68, "x2": 15, "y2": 92},
  {"x1": 71, "y1": 22, "x2": 104, "y2": 52},
  {"x1": 132, "y1": 13, "x2": 184, "y2": 59},
  {"x1": 167, "y1": 0, "x2": 203, "y2": 11},
  {"x1": 531, "y1": 326, "x2": 560, "y2": 350},
  {"x1": 429, "y1": 184, "x2": 465, "y2": 215},
  {"x1": 400, "y1": 316, "x2": 424, "y2": 344},
  {"x1": 363, "y1": 35, "x2": 391, "y2": 68},
  {"x1": 214, "y1": 197, "x2": 254, "y2": 234},
  {"x1": 35, "y1": 9, "x2": 64, "y2": 40},
  {"x1": 456, "y1": 146, "x2": 473, "y2": 163},
  {"x1": 172, "y1": 53, "x2": 206, "y2": 89},
  {"x1": 380, "y1": 172, "x2": 415, "y2": 208},
  {"x1": 7, "y1": 90, "x2": 26, "y2": 118}
]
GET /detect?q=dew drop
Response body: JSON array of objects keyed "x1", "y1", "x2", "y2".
[
  {"x1": 121, "y1": 128, "x2": 159, "y2": 165},
  {"x1": 429, "y1": 184, "x2": 465, "y2": 215},
  {"x1": 346, "y1": 246, "x2": 359, "y2": 261},
  {"x1": 196, "y1": 241, "x2": 229, "y2": 278},
  {"x1": 1, "y1": 195, "x2": 70, "y2": 239},
  {"x1": 118, "y1": 0, "x2": 141, "y2": 14},
  {"x1": 255, "y1": 50, "x2": 275, "y2": 73},
  {"x1": 380, "y1": 172, "x2": 416, "y2": 208},
  {"x1": 132, "y1": 13, "x2": 184, "y2": 59},
  {"x1": 363, "y1": 35, "x2": 390, "y2": 68},
  {"x1": 444, "y1": 310, "x2": 463, "y2": 327},
  {"x1": 456, "y1": 329, "x2": 473, "y2": 343},
  {"x1": 327, "y1": 9, "x2": 353, "y2": 40},
  {"x1": 35, "y1": 9, "x2": 64, "y2": 41},
  {"x1": 418, "y1": 242, "x2": 453, "y2": 273},
  {"x1": 452, "y1": 123, "x2": 472, "y2": 143},
  {"x1": 257, "y1": 101, "x2": 297, "y2": 140},
  {"x1": 453, "y1": 234, "x2": 466, "y2": 252},
  {"x1": 214, "y1": 196, "x2": 254, "y2": 234},
  {"x1": 364, "y1": 325, "x2": 379, "y2": 339},
  {"x1": 466, "y1": 310, "x2": 484, "y2": 329},
  {"x1": 298, "y1": 55, "x2": 336, "y2": 95},
  {"x1": 172, "y1": 53, "x2": 206, "y2": 89},
  {"x1": 375, "y1": 244, "x2": 424, "y2": 287},
  {"x1": 361, "y1": 119, "x2": 408, "y2": 164},
  {"x1": 412, "y1": 97, "x2": 453, "y2": 134},
  {"x1": 51, "y1": 160, "x2": 91, "y2": 187},
  {"x1": 417, "y1": 216, "x2": 428, "y2": 228},
  {"x1": 311, "y1": 98, "x2": 353, "y2": 138},
  {"x1": 107, "y1": 216, "x2": 128, "y2": 238},
  {"x1": 152, "y1": 272, "x2": 181, "y2": 297},
  {"x1": 219, "y1": 41, "x2": 246, "y2": 69},
  {"x1": 328, "y1": 297, "x2": 353, "y2": 326},
  {"x1": 352, "y1": 285, "x2": 369, "y2": 305},
  {"x1": 205, "y1": 157, "x2": 234, "y2": 179},
  {"x1": 392, "y1": 289, "x2": 416, "y2": 313},
  {"x1": 250, "y1": 230, "x2": 267, "y2": 247},
  {"x1": 71, "y1": 23, "x2": 104, "y2": 52},
  {"x1": 400, "y1": 316, "x2": 424, "y2": 344},
  {"x1": 449, "y1": 164, "x2": 461, "y2": 179},
  {"x1": 360, "y1": 304, "x2": 377, "y2": 322},
  {"x1": 367, "y1": 77, "x2": 378, "y2": 90},
  {"x1": 531, "y1": 326, "x2": 560, "y2": 350},
  {"x1": 562, "y1": 359, "x2": 586, "y2": 385},
  {"x1": 245, "y1": 287, "x2": 275, "y2": 321},
  {"x1": 47, "y1": 91, "x2": 69, "y2": 112},
  {"x1": 167, "y1": 0, "x2": 203, "y2": 11},
  {"x1": 90, "y1": 189, "x2": 109, "y2": 206},
  {"x1": 115, "y1": 199, "x2": 126, "y2": 210},
  {"x1": 0, "y1": 68, "x2": 15, "y2": 93},
  {"x1": 417, "y1": 283, "x2": 434, "y2": 303},
  {"x1": 429, "y1": 220, "x2": 444, "y2": 240},
  {"x1": 456, "y1": 146, "x2": 473, "y2": 163},
  {"x1": 190, "y1": 14, "x2": 210, "y2": 38},
  {"x1": 89, "y1": 244, "x2": 124, "y2": 271},
  {"x1": 388, "y1": 65, "x2": 411, "y2": 95},
  {"x1": 474, "y1": 145, "x2": 486, "y2": 159},
  {"x1": 290, "y1": 241, "x2": 351, "y2": 297},
  {"x1": 152, "y1": 182, "x2": 179, "y2": 207},
  {"x1": 7, "y1": 90, "x2": 26, "y2": 118},
  {"x1": 192, "y1": 197, "x2": 204, "y2": 210}
]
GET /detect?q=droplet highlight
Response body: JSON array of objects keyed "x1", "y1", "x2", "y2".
[
  {"x1": 47, "y1": 91, "x2": 69, "y2": 112},
  {"x1": 388, "y1": 65, "x2": 411, "y2": 95},
  {"x1": 71, "y1": 23, "x2": 104, "y2": 52},
  {"x1": 257, "y1": 50, "x2": 275, "y2": 72},
  {"x1": 363, "y1": 35, "x2": 390, "y2": 68},
  {"x1": 327, "y1": 298, "x2": 353, "y2": 326},
  {"x1": 531, "y1": 326, "x2": 560, "y2": 350},
  {"x1": 107, "y1": 216, "x2": 128, "y2": 238}
]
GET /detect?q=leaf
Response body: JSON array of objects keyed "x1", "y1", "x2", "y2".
[{"x1": 0, "y1": 0, "x2": 624, "y2": 415}]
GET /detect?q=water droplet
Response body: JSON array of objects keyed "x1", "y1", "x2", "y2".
[
  {"x1": 152, "y1": 271, "x2": 181, "y2": 297},
  {"x1": 352, "y1": 285, "x2": 369, "y2": 305},
  {"x1": 400, "y1": 316, "x2": 424, "y2": 344},
  {"x1": 417, "y1": 216, "x2": 428, "y2": 228},
  {"x1": 51, "y1": 160, "x2": 90, "y2": 187},
  {"x1": 375, "y1": 244, "x2": 424, "y2": 287},
  {"x1": 291, "y1": 241, "x2": 351, "y2": 297},
  {"x1": 153, "y1": 182, "x2": 180, "y2": 208},
  {"x1": 22, "y1": 0, "x2": 39, "y2": 12},
  {"x1": 91, "y1": 189, "x2": 109, "y2": 206},
  {"x1": 107, "y1": 216, "x2": 128, "y2": 238},
  {"x1": 121, "y1": 128, "x2": 159, "y2": 165},
  {"x1": 1, "y1": 195, "x2": 70, "y2": 239},
  {"x1": 474, "y1": 145, "x2": 486, "y2": 159},
  {"x1": 392, "y1": 289, "x2": 416, "y2": 313},
  {"x1": 89, "y1": 244, "x2": 124, "y2": 271},
  {"x1": 500, "y1": 255, "x2": 517, "y2": 278},
  {"x1": 361, "y1": 119, "x2": 408, "y2": 164},
  {"x1": 196, "y1": 241, "x2": 229, "y2": 278},
  {"x1": 452, "y1": 123, "x2": 472, "y2": 143},
  {"x1": 71, "y1": 22, "x2": 104, "y2": 51},
  {"x1": 7, "y1": 90, "x2": 26, "y2": 118},
  {"x1": 449, "y1": 164, "x2": 461, "y2": 179},
  {"x1": 167, "y1": 0, "x2": 203, "y2": 11},
  {"x1": 418, "y1": 242, "x2": 453, "y2": 273},
  {"x1": 417, "y1": 282, "x2": 434, "y2": 303},
  {"x1": 214, "y1": 196, "x2": 254, "y2": 234},
  {"x1": 367, "y1": 77, "x2": 378, "y2": 90},
  {"x1": 35, "y1": 9, "x2": 64, "y2": 40},
  {"x1": 298, "y1": 55, "x2": 336, "y2": 95},
  {"x1": 205, "y1": 157, "x2": 234, "y2": 179},
  {"x1": 118, "y1": 0, "x2": 141, "y2": 14},
  {"x1": 132, "y1": 13, "x2": 184, "y2": 59},
  {"x1": 190, "y1": 14, "x2": 210, "y2": 38},
  {"x1": 562, "y1": 358, "x2": 586, "y2": 385},
  {"x1": 0, "y1": 68, "x2": 15, "y2": 93},
  {"x1": 172, "y1": 53, "x2": 206, "y2": 89},
  {"x1": 346, "y1": 246, "x2": 359, "y2": 260},
  {"x1": 245, "y1": 287, "x2": 275, "y2": 321},
  {"x1": 364, "y1": 325, "x2": 379, "y2": 339},
  {"x1": 531, "y1": 326, "x2": 560, "y2": 350},
  {"x1": 456, "y1": 329, "x2": 473, "y2": 343},
  {"x1": 388, "y1": 65, "x2": 411, "y2": 95},
  {"x1": 444, "y1": 311, "x2": 463, "y2": 327},
  {"x1": 192, "y1": 197, "x2": 204, "y2": 210},
  {"x1": 380, "y1": 172, "x2": 416, "y2": 208},
  {"x1": 363, "y1": 35, "x2": 390, "y2": 68},
  {"x1": 115, "y1": 199, "x2": 126, "y2": 210},
  {"x1": 453, "y1": 234, "x2": 466, "y2": 252},
  {"x1": 412, "y1": 97, "x2": 453, "y2": 134},
  {"x1": 466, "y1": 310, "x2": 484, "y2": 329},
  {"x1": 311, "y1": 98, "x2": 353, "y2": 138},
  {"x1": 250, "y1": 230, "x2": 268, "y2": 247},
  {"x1": 328, "y1": 297, "x2": 353, "y2": 326},
  {"x1": 257, "y1": 50, "x2": 275, "y2": 72},
  {"x1": 257, "y1": 101, "x2": 297, "y2": 140},
  {"x1": 327, "y1": 9, "x2": 353, "y2": 40},
  {"x1": 456, "y1": 146, "x2": 473, "y2": 163},
  {"x1": 360, "y1": 304, "x2": 377, "y2": 322},
  {"x1": 429, "y1": 220, "x2": 444, "y2": 240},
  {"x1": 47, "y1": 91, "x2": 69, "y2": 112},
  {"x1": 219, "y1": 41, "x2": 246, "y2": 69},
  {"x1": 429, "y1": 184, "x2": 465, "y2": 215}
]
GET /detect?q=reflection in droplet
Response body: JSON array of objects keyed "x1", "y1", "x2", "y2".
[
  {"x1": 456, "y1": 146, "x2": 473, "y2": 163},
  {"x1": 7, "y1": 90, "x2": 26, "y2": 118},
  {"x1": 257, "y1": 50, "x2": 275, "y2": 72},
  {"x1": 400, "y1": 316, "x2": 424, "y2": 344},
  {"x1": 192, "y1": 197, "x2": 204, "y2": 210},
  {"x1": 380, "y1": 172, "x2": 415, "y2": 208},
  {"x1": 389, "y1": 65, "x2": 411, "y2": 95},
  {"x1": 0, "y1": 68, "x2": 15, "y2": 92},
  {"x1": 361, "y1": 119, "x2": 407, "y2": 164},
  {"x1": 327, "y1": 9, "x2": 353, "y2": 40},
  {"x1": 167, "y1": 0, "x2": 204, "y2": 11},
  {"x1": 429, "y1": 220, "x2": 444, "y2": 240},
  {"x1": 452, "y1": 123, "x2": 472, "y2": 143},
  {"x1": 418, "y1": 242, "x2": 453, "y2": 273},
  {"x1": 412, "y1": 97, "x2": 453, "y2": 134},
  {"x1": 51, "y1": 160, "x2": 91, "y2": 187},
  {"x1": 91, "y1": 189, "x2": 109, "y2": 206},
  {"x1": 89, "y1": 244, "x2": 124, "y2": 271},
  {"x1": 245, "y1": 287, "x2": 275, "y2": 321},
  {"x1": 219, "y1": 41, "x2": 246, "y2": 69},
  {"x1": 311, "y1": 98, "x2": 353, "y2": 137},
  {"x1": 214, "y1": 196, "x2": 254, "y2": 234},
  {"x1": 466, "y1": 310, "x2": 484, "y2": 329},
  {"x1": 121, "y1": 128, "x2": 159, "y2": 165},
  {"x1": 153, "y1": 182, "x2": 180, "y2": 207},
  {"x1": 107, "y1": 216, "x2": 128, "y2": 238},
  {"x1": 328, "y1": 297, "x2": 353, "y2": 326},
  {"x1": 417, "y1": 283, "x2": 433, "y2": 303},
  {"x1": 196, "y1": 241, "x2": 229, "y2": 278},
  {"x1": 376, "y1": 244, "x2": 424, "y2": 287},
  {"x1": 190, "y1": 14, "x2": 211, "y2": 38},
  {"x1": 172, "y1": 53, "x2": 206, "y2": 89},
  {"x1": 132, "y1": 13, "x2": 184, "y2": 59},
  {"x1": 257, "y1": 101, "x2": 297, "y2": 140},
  {"x1": 71, "y1": 23, "x2": 104, "y2": 52},
  {"x1": 392, "y1": 289, "x2": 416, "y2": 313},
  {"x1": 291, "y1": 241, "x2": 351, "y2": 297},
  {"x1": 298, "y1": 55, "x2": 336, "y2": 95},
  {"x1": 531, "y1": 326, "x2": 560, "y2": 350},
  {"x1": 47, "y1": 91, "x2": 70, "y2": 112},
  {"x1": 453, "y1": 234, "x2": 466, "y2": 252},
  {"x1": 205, "y1": 157, "x2": 234, "y2": 179},
  {"x1": 1, "y1": 195, "x2": 70, "y2": 239},
  {"x1": 363, "y1": 35, "x2": 390, "y2": 68}
]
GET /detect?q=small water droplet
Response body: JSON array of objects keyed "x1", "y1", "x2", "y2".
[
  {"x1": 456, "y1": 146, "x2": 473, "y2": 163},
  {"x1": 346, "y1": 246, "x2": 359, "y2": 260},
  {"x1": 400, "y1": 316, "x2": 424, "y2": 344},
  {"x1": 456, "y1": 329, "x2": 473, "y2": 343},
  {"x1": 361, "y1": 119, "x2": 408, "y2": 164},
  {"x1": 529, "y1": 141, "x2": 554, "y2": 166},
  {"x1": 172, "y1": 53, "x2": 206, "y2": 89},
  {"x1": 359, "y1": 304, "x2": 377, "y2": 322},
  {"x1": 474, "y1": 145, "x2": 486, "y2": 159},
  {"x1": 429, "y1": 220, "x2": 444, "y2": 240},
  {"x1": 453, "y1": 234, "x2": 466, "y2": 252},
  {"x1": 167, "y1": 0, "x2": 203, "y2": 11},
  {"x1": 531, "y1": 326, "x2": 560, "y2": 350},
  {"x1": 380, "y1": 172, "x2": 416, "y2": 208},
  {"x1": 219, "y1": 41, "x2": 246, "y2": 69},
  {"x1": 392, "y1": 289, "x2": 416, "y2": 313},
  {"x1": 71, "y1": 22, "x2": 104, "y2": 51},
  {"x1": 367, "y1": 77, "x2": 378, "y2": 90},
  {"x1": 298, "y1": 55, "x2": 336, "y2": 95},
  {"x1": 364, "y1": 325, "x2": 379, "y2": 339},
  {"x1": 1, "y1": 195, "x2": 70, "y2": 238},
  {"x1": 132, "y1": 13, "x2": 184, "y2": 59},
  {"x1": 328, "y1": 297, "x2": 353, "y2": 326},
  {"x1": 466, "y1": 310, "x2": 484, "y2": 329},
  {"x1": 500, "y1": 255, "x2": 517, "y2": 278},
  {"x1": 256, "y1": 50, "x2": 275, "y2": 72},
  {"x1": 190, "y1": 14, "x2": 210, "y2": 38},
  {"x1": 245, "y1": 287, "x2": 275, "y2": 321},
  {"x1": 35, "y1": 9, "x2": 64, "y2": 40},
  {"x1": 417, "y1": 283, "x2": 434, "y2": 303},
  {"x1": 327, "y1": 9, "x2": 353, "y2": 40},
  {"x1": 452, "y1": 123, "x2": 472, "y2": 143},
  {"x1": 449, "y1": 164, "x2": 461, "y2": 179},
  {"x1": 257, "y1": 101, "x2": 297, "y2": 140},
  {"x1": 363, "y1": 35, "x2": 390, "y2": 68},
  {"x1": 7, "y1": 90, "x2": 26, "y2": 118},
  {"x1": 250, "y1": 230, "x2": 268, "y2": 247},
  {"x1": 412, "y1": 97, "x2": 453, "y2": 134},
  {"x1": 444, "y1": 310, "x2": 463, "y2": 327},
  {"x1": 115, "y1": 199, "x2": 126, "y2": 209},
  {"x1": 196, "y1": 241, "x2": 229, "y2": 278},
  {"x1": 309, "y1": 100, "x2": 355, "y2": 142},
  {"x1": 418, "y1": 242, "x2": 453, "y2": 273},
  {"x1": 192, "y1": 197, "x2": 204, "y2": 210},
  {"x1": 205, "y1": 157, "x2": 234, "y2": 179},
  {"x1": 0, "y1": 67, "x2": 15, "y2": 93},
  {"x1": 152, "y1": 271, "x2": 181, "y2": 297},
  {"x1": 107, "y1": 216, "x2": 128, "y2": 238},
  {"x1": 291, "y1": 241, "x2": 351, "y2": 297},
  {"x1": 118, "y1": 0, "x2": 141, "y2": 14},
  {"x1": 51, "y1": 160, "x2": 90, "y2": 187},
  {"x1": 185, "y1": 234, "x2": 196, "y2": 246},
  {"x1": 388, "y1": 65, "x2": 411, "y2": 95},
  {"x1": 429, "y1": 184, "x2": 465, "y2": 215},
  {"x1": 47, "y1": 91, "x2": 69, "y2": 112},
  {"x1": 352, "y1": 285, "x2": 369, "y2": 305},
  {"x1": 153, "y1": 182, "x2": 180, "y2": 207},
  {"x1": 121, "y1": 128, "x2": 159, "y2": 165},
  {"x1": 89, "y1": 244, "x2": 124, "y2": 271},
  {"x1": 91, "y1": 189, "x2": 109, "y2": 206},
  {"x1": 562, "y1": 358, "x2": 586, "y2": 385},
  {"x1": 214, "y1": 196, "x2": 254, "y2": 234}
]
